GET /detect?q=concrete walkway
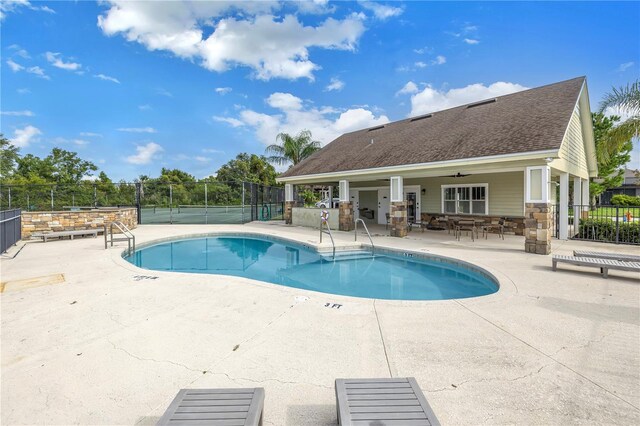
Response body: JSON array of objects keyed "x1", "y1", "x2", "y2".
[{"x1": 1, "y1": 222, "x2": 638, "y2": 425}]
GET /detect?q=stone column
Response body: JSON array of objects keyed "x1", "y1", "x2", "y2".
[
  {"x1": 339, "y1": 202, "x2": 354, "y2": 231},
  {"x1": 390, "y1": 201, "x2": 408, "y2": 238},
  {"x1": 284, "y1": 201, "x2": 297, "y2": 224},
  {"x1": 524, "y1": 203, "x2": 551, "y2": 254}
]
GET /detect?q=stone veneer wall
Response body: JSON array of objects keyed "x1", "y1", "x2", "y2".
[
  {"x1": 390, "y1": 201, "x2": 408, "y2": 237},
  {"x1": 421, "y1": 213, "x2": 525, "y2": 236},
  {"x1": 524, "y1": 203, "x2": 551, "y2": 255},
  {"x1": 338, "y1": 202, "x2": 354, "y2": 231},
  {"x1": 21, "y1": 208, "x2": 137, "y2": 239},
  {"x1": 284, "y1": 201, "x2": 297, "y2": 224}
]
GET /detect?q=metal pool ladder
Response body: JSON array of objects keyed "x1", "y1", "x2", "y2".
[
  {"x1": 355, "y1": 218, "x2": 375, "y2": 255},
  {"x1": 319, "y1": 219, "x2": 336, "y2": 260},
  {"x1": 104, "y1": 221, "x2": 135, "y2": 255}
]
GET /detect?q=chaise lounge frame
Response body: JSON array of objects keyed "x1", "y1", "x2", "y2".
[
  {"x1": 156, "y1": 388, "x2": 265, "y2": 426},
  {"x1": 552, "y1": 254, "x2": 640, "y2": 278},
  {"x1": 335, "y1": 377, "x2": 440, "y2": 425}
]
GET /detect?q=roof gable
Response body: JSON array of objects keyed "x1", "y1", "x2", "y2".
[{"x1": 280, "y1": 77, "x2": 586, "y2": 179}]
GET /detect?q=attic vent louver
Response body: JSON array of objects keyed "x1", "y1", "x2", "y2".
[
  {"x1": 466, "y1": 98, "x2": 497, "y2": 109},
  {"x1": 368, "y1": 125, "x2": 385, "y2": 132},
  {"x1": 410, "y1": 114, "x2": 433, "y2": 122}
]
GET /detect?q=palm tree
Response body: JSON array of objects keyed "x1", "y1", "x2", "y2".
[
  {"x1": 265, "y1": 130, "x2": 321, "y2": 167},
  {"x1": 598, "y1": 79, "x2": 639, "y2": 162}
]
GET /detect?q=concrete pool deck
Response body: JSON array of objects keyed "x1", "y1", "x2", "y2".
[{"x1": 1, "y1": 222, "x2": 639, "y2": 425}]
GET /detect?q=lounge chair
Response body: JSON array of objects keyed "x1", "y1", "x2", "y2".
[
  {"x1": 157, "y1": 388, "x2": 265, "y2": 426},
  {"x1": 335, "y1": 377, "x2": 440, "y2": 426},
  {"x1": 573, "y1": 250, "x2": 640, "y2": 263},
  {"x1": 552, "y1": 255, "x2": 640, "y2": 278}
]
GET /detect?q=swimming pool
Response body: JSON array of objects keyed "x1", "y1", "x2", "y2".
[{"x1": 124, "y1": 235, "x2": 498, "y2": 300}]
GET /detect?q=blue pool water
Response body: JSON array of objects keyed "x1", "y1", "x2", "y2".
[{"x1": 124, "y1": 236, "x2": 498, "y2": 300}]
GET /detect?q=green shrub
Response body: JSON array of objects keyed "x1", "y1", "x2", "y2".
[
  {"x1": 610, "y1": 194, "x2": 640, "y2": 207},
  {"x1": 299, "y1": 189, "x2": 319, "y2": 207},
  {"x1": 578, "y1": 218, "x2": 640, "y2": 244}
]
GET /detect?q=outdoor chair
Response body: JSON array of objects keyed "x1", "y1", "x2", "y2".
[
  {"x1": 157, "y1": 388, "x2": 265, "y2": 426},
  {"x1": 335, "y1": 377, "x2": 440, "y2": 425},
  {"x1": 482, "y1": 218, "x2": 505, "y2": 239},
  {"x1": 385, "y1": 212, "x2": 390, "y2": 229},
  {"x1": 456, "y1": 219, "x2": 477, "y2": 241}
]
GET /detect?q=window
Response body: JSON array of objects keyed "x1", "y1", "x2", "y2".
[{"x1": 441, "y1": 184, "x2": 488, "y2": 215}]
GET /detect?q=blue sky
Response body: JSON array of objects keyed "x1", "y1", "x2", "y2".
[{"x1": 1, "y1": 0, "x2": 639, "y2": 181}]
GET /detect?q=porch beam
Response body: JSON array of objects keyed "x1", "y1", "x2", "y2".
[
  {"x1": 581, "y1": 178, "x2": 590, "y2": 211},
  {"x1": 573, "y1": 176, "x2": 582, "y2": 236}
]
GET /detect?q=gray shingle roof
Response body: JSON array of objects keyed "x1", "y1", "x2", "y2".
[{"x1": 280, "y1": 77, "x2": 585, "y2": 178}]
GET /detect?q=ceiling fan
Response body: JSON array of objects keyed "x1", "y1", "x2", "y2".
[{"x1": 441, "y1": 172, "x2": 471, "y2": 178}]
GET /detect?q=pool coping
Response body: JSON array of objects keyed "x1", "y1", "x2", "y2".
[{"x1": 113, "y1": 230, "x2": 511, "y2": 303}]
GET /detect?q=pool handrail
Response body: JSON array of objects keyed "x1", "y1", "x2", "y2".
[
  {"x1": 319, "y1": 218, "x2": 336, "y2": 260},
  {"x1": 354, "y1": 218, "x2": 374, "y2": 255}
]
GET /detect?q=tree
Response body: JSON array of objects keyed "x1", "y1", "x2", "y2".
[
  {"x1": 46, "y1": 148, "x2": 98, "y2": 184},
  {"x1": 215, "y1": 153, "x2": 277, "y2": 186},
  {"x1": 598, "y1": 79, "x2": 639, "y2": 162},
  {"x1": 0, "y1": 135, "x2": 20, "y2": 180},
  {"x1": 158, "y1": 168, "x2": 196, "y2": 184},
  {"x1": 590, "y1": 112, "x2": 633, "y2": 200},
  {"x1": 265, "y1": 129, "x2": 321, "y2": 167}
]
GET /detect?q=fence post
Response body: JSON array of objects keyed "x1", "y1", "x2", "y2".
[
  {"x1": 169, "y1": 184, "x2": 173, "y2": 224},
  {"x1": 242, "y1": 182, "x2": 245, "y2": 224},
  {"x1": 51, "y1": 188, "x2": 54, "y2": 211},
  {"x1": 94, "y1": 184, "x2": 98, "y2": 208},
  {"x1": 135, "y1": 182, "x2": 142, "y2": 225},
  {"x1": 204, "y1": 183, "x2": 208, "y2": 224},
  {"x1": 8, "y1": 187, "x2": 11, "y2": 209},
  {"x1": 615, "y1": 206, "x2": 620, "y2": 244}
]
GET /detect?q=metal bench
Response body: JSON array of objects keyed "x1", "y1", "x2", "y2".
[
  {"x1": 31, "y1": 229, "x2": 99, "y2": 242},
  {"x1": 157, "y1": 388, "x2": 264, "y2": 426},
  {"x1": 335, "y1": 378, "x2": 440, "y2": 426},
  {"x1": 552, "y1": 255, "x2": 640, "y2": 278},
  {"x1": 573, "y1": 250, "x2": 640, "y2": 263}
]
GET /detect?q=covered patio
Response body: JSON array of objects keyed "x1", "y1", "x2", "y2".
[{"x1": 279, "y1": 77, "x2": 597, "y2": 254}]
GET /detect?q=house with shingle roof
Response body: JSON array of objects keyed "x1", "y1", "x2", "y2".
[{"x1": 277, "y1": 77, "x2": 597, "y2": 254}]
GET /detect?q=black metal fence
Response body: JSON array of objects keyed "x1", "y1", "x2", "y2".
[
  {"x1": 569, "y1": 204, "x2": 640, "y2": 245},
  {"x1": 1, "y1": 209, "x2": 21, "y2": 253},
  {"x1": 0, "y1": 182, "x2": 284, "y2": 225}
]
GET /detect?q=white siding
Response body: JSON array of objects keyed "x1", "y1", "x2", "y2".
[{"x1": 558, "y1": 105, "x2": 589, "y2": 177}]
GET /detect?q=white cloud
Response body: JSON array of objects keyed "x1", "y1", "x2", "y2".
[
  {"x1": 73, "y1": 139, "x2": 89, "y2": 146},
  {"x1": 414, "y1": 61, "x2": 427, "y2": 69},
  {"x1": 157, "y1": 88, "x2": 173, "y2": 97},
  {"x1": 434, "y1": 55, "x2": 446, "y2": 65},
  {"x1": 94, "y1": 73, "x2": 120, "y2": 83},
  {"x1": 45, "y1": 52, "x2": 81, "y2": 71},
  {"x1": 464, "y1": 38, "x2": 479, "y2": 45},
  {"x1": 8, "y1": 45, "x2": 30, "y2": 59},
  {"x1": 17, "y1": 88, "x2": 31, "y2": 94},
  {"x1": 202, "y1": 148, "x2": 225, "y2": 154},
  {"x1": 267, "y1": 92, "x2": 303, "y2": 110},
  {"x1": 194, "y1": 156, "x2": 210, "y2": 162},
  {"x1": 410, "y1": 81, "x2": 529, "y2": 116},
  {"x1": 396, "y1": 81, "x2": 419, "y2": 96},
  {"x1": 80, "y1": 132, "x2": 103, "y2": 137},
  {"x1": 138, "y1": 104, "x2": 152, "y2": 111},
  {"x1": 325, "y1": 77, "x2": 345, "y2": 92},
  {"x1": 126, "y1": 142, "x2": 163, "y2": 164},
  {"x1": 1, "y1": 0, "x2": 54, "y2": 21},
  {"x1": 27, "y1": 66, "x2": 50, "y2": 79},
  {"x1": 617, "y1": 62, "x2": 634, "y2": 72},
  {"x1": 117, "y1": 127, "x2": 157, "y2": 133},
  {"x1": 358, "y1": 0, "x2": 403, "y2": 21},
  {"x1": 213, "y1": 116, "x2": 245, "y2": 127},
  {"x1": 216, "y1": 91, "x2": 389, "y2": 147},
  {"x1": 6, "y1": 59, "x2": 24, "y2": 72},
  {"x1": 1, "y1": 110, "x2": 34, "y2": 116},
  {"x1": 98, "y1": 1, "x2": 366, "y2": 81},
  {"x1": 11, "y1": 125, "x2": 41, "y2": 147},
  {"x1": 215, "y1": 87, "x2": 232, "y2": 95}
]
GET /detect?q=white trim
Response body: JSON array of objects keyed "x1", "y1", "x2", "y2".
[
  {"x1": 277, "y1": 149, "x2": 559, "y2": 183},
  {"x1": 441, "y1": 183, "x2": 489, "y2": 215},
  {"x1": 525, "y1": 166, "x2": 550, "y2": 203},
  {"x1": 390, "y1": 176, "x2": 403, "y2": 202},
  {"x1": 339, "y1": 180, "x2": 349, "y2": 202}
]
